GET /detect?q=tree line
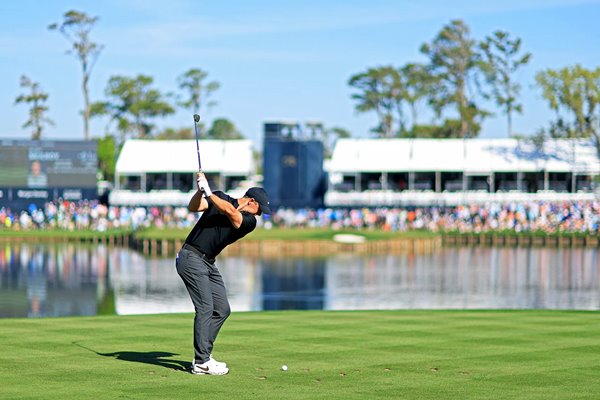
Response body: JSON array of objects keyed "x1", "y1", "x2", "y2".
[
  {"x1": 15, "y1": 10, "x2": 241, "y2": 144},
  {"x1": 348, "y1": 19, "x2": 600, "y2": 159},
  {"x1": 13, "y1": 12, "x2": 600, "y2": 160}
]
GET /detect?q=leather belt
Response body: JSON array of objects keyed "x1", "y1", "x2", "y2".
[{"x1": 182, "y1": 243, "x2": 215, "y2": 264}]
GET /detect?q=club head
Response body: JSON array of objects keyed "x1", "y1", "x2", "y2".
[{"x1": 193, "y1": 114, "x2": 200, "y2": 123}]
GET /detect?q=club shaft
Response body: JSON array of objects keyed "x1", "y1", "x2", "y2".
[{"x1": 193, "y1": 115, "x2": 202, "y2": 171}]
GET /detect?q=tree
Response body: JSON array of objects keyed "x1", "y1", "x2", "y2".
[
  {"x1": 207, "y1": 118, "x2": 244, "y2": 139},
  {"x1": 96, "y1": 135, "x2": 116, "y2": 181},
  {"x1": 324, "y1": 126, "x2": 352, "y2": 157},
  {"x1": 400, "y1": 63, "x2": 435, "y2": 129},
  {"x1": 49, "y1": 10, "x2": 103, "y2": 140},
  {"x1": 404, "y1": 119, "x2": 479, "y2": 139},
  {"x1": 155, "y1": 127, "x2": 194, "y2": 140},
  {"x1": 14, "y1": 75, "x2": 54, "y2": 140},
  {"x1": 91, "y1": 74, "x2": 175, "y2": 141},
  {"x1": 479, "y1": 31, "x2": 531, "y2": 137},
  {"x1": 302, "y1": 122, "x2": 350, "y2": 157},
  {"x1": 177, "y1": 68, "x2": 220, "y2": 115},
  {"x1": 535, "y1": 65, "x2": 600, "y2": 157},
  {"x1": 420, "y1": 19, "x2": 486, "y2": 138},
  {"x1": 348, "y1": 66, "x2": 404, "y2": 137},
  {"x1": 328, "y1": 127, "x2": 351, "y2": 140}
]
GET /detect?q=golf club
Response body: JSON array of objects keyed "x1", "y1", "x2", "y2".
[{"x1": 193, "y1": 114, "x2": 202, "y2": 171}]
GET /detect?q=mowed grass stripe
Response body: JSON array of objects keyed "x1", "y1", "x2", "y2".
[{"x1": 1, "y1": 310, "x2": 599, "y2": 400}]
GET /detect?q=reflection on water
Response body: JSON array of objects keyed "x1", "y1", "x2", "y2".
[
  {"x1": 261, "y1": 259, "x2": 326, "y2": 310},
  {"x1": 0, "y1": 243, "x2": 112, "y2": 318},
  {"x1": 0, "y1": 242, "x2": 598, "y2": 318}
]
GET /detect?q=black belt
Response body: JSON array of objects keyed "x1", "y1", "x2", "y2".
[{"x1": 182, "y1": 243, "x2": 215, "y2": 264}]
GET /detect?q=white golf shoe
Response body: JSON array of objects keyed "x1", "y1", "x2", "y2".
[
  {"x1": 193, "y1": 354, "x2": 227, "y2": 369},
  {"x1": 191, "y1": 358, "x2": 229, "y2": 375},
  {"x1": 210, "y1": 355, "x2": 227, "y2": 369}
]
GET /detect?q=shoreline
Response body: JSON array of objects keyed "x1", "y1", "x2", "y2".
[{"x1": 1, "y1": 229, "x2": 598, "y2": 256}]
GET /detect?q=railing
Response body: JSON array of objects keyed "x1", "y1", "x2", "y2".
[{"x1": 442, "y1": 232, "x2": 599, "y2": 248}]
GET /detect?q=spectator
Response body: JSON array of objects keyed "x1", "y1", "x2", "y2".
[{"x1": 1, "y1": 200, "x2": 598, "y2": 234}]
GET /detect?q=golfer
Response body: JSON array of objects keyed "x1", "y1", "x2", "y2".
[{"x1": 176, "y1": 172, "x2": 271, "y2": 375}]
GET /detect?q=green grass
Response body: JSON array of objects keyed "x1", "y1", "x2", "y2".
[
  {"x1": 1, "y1": 226, "x2": 595, "y2": 244},
  {"x1": 1, "y1": 310, "x2": 599, "y2": 399},
  {"x1": 134, "y1": 227, "x2": 439, "y2": 241},
  {"x1": 0, "y1": 227, "x2": 436, "y2": 242},
  {"x1": 0, "y1": 228, "x2": 131, "y2": 239}
]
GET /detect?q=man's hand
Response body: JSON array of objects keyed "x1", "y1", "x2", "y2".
[{"x1": 196, "y1": 172, "x2": 212, "y2": 197}]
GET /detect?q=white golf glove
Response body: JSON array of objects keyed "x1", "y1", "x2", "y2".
[{"x1": 196, "y1": 175, "x2": 212, "y2": 197}]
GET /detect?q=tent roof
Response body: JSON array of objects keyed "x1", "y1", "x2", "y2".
[
  {"x1": 329, "y1": 138, "x2": 600, "y2": 174},
  {"x1": 116, "y1": 139, "x2": 254, "y2": 174}
]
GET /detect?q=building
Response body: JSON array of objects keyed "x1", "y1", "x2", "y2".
[
  {"x1": 107, "y1": 137, "x2": 599, "y2": 209},
  {"x1": 109, "y1": 139, "x2": 255, "y2": 206},
  {"x1": 262, "y1": 121, "x2": 326, "y2": 209},
  {"x1": 326, "y1": 138, "x2": 600, "y2": 207}
]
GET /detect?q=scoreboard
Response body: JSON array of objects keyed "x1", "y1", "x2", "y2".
[
  {"x1": 0, "y1": 139, "x2": 97, "y2": 188},
  {"x1": 0, "y1": 139, "x2": 98, "y2": 209}
]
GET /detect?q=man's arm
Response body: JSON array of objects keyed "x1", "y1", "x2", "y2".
[
  {"x1": 207, "y1": 193, "x2": 244, "y2": 229},
  {"x1": 188, "y1": 172, "x2": 209, "y2": 212},
  {"x1": 195, "y1": 172, "x2": 245, "y2": 228},
  {"x1": 187, "y1": 189, "x2": 209, "y2": 212}
]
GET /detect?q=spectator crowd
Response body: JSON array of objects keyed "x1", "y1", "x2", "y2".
[{"x1": 1, "y1": 199, "x2": 598, "y2": 234}]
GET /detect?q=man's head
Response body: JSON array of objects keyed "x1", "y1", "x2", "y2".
[
  {"x1": 242, "y1": 187, "x2": 271, "y2": 216},
  {"x1": 31, "y1": 161, "x2": 42, "y2": 175}
]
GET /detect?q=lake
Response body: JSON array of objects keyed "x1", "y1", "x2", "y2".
[{"x1": 0, "y1": 242, "x2": 598, "y2": 318}]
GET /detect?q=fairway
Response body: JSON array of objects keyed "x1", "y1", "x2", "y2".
[{"x1": 1, "y1": 310, "x2": 599, "y2": 399}]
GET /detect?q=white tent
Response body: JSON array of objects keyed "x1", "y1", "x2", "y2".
[
  {"x1": 110, "y1": 139, "x2": 255, "y2": 206},
  {"x1": 115, "y1": 139, "x2": 254, "y2": 175},
  {"x1": 326, "y1": 138, "x2": 599, "y2": 206},
  {"x1": 329, "y1": 138, "x2": 600, "y2": 174}
]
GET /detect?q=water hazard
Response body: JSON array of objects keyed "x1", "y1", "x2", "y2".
[{"x1": 0, "y1": 242, "x2": 598, "y2": 318}]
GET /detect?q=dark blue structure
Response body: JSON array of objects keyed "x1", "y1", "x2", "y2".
[
  {"x1": 261, "y1": 258, "x2": 326, "y2": 310},
  {"x1": 262, "y1": 122, "x2": 326, "y2": 210}
]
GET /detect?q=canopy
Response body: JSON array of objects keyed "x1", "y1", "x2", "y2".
[
  {"x1": 329, "y1": 138, "x2": 599, "y2": 174},
  {"x1": 115, "y1": 139, "x2": 254, "y2": 175}
]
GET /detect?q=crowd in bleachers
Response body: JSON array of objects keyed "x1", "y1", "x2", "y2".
[
  {"x1": 1, "y1": 199, "x2": 598, "y2": 233},
  {"x1": 270, "y1": 202, "x2": 600, "y2": 233}
]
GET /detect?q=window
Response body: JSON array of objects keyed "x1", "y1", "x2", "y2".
[
  {"x1": 147, "y1": 173, "x2": 167, "y2": 191},
  {"x1": 388, "y1": 173, "x2": 408, "y2": 191},
  {"x1": 360, "y1": 173, "x2": 382, "y2": 191},
  {"x1": 173, "y1": 173, "x2": 193, "y2": 191},
  {"x1": 467, "y1": 175, "x2": 489, "y2": 191},
  {"x1": 414, "y1": 172, "x2": 435, "y2": 191},
  {"x1": 120, "y1": 175, "x2": 141, "y2": 191},
  {"x1": 225, "y1": 176, "x2": 246, "y2": 191},
  {"x1": 441, "y1": 172, "x2": 463, "y2": 192}
]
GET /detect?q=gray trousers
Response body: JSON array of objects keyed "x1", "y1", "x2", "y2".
[{"x1": 176, "y1": 248, "x2": 231, "y2": 364}]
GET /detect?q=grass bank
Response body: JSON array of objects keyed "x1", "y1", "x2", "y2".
[
  {"x1": 0, "y1": 227, "x2": 436, "y2": 242},
  {"x1": 134, "y1": 227, "x2": 439, "y2": 241},
  {"x1": 1, "y1": 310, "x2": 599, "y2": 399},
  {"x1": 0, "y1": 228, "x2": 131, "y2": 240},
  {"x1": 1, "y1": 227, "x2": 597, "y2": 249}
]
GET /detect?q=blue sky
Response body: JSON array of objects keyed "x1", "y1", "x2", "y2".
[{"x1": 1, "y1": 0, "x2": 599, "y2": 149}]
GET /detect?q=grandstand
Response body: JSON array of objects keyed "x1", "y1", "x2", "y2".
[
  {"x1": 109, "y1": 139, "x2": 255, "y2": 206},
  {"x1": 108, "y1": 137, "x2": 599, "y2": 208},
  {"x1": 326, "y1": 138, "x2": 600, "y2": 207}
]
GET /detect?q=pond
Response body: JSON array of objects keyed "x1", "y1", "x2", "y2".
[{"x1": 0, "y1": 242, "x2": 598, "y2": 318}]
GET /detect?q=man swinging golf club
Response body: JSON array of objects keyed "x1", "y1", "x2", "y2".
[{"x1": 176, "y1": 171, "x2": 271, "y2": 375}]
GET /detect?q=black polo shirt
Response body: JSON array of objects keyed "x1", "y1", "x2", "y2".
[{"x1": 184, "y1": 191, "x2": 257, "y2": 259}]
